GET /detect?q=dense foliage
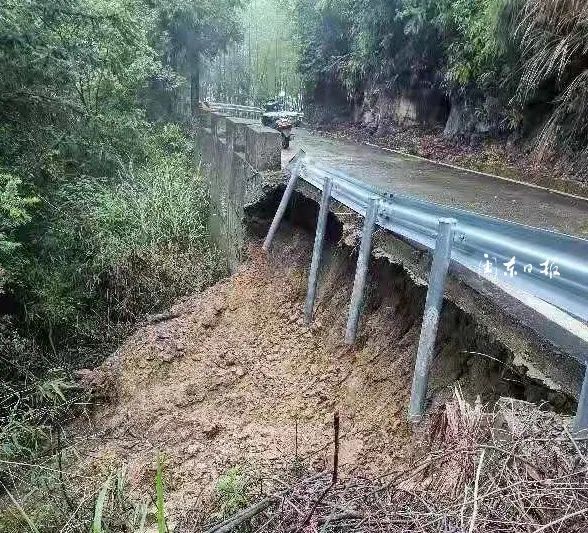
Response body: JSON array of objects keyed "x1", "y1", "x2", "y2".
[
  {"x1": 291, "y1": 0, "x2": 588, "y2": 154},
  {"x1": 0, "y1": 0, "x2": 243, "y2": 345},
  {"x1": 201, "y1": 0, "x2": 302, "y2": 106},
  {"x1": 0, "y1": 0, "x2": 241, "y2": 504}
]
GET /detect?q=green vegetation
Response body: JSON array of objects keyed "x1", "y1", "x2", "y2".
[
  {"x1": 214, "y1": 466, "x2": 252, "y2": 521},
  {"x1": 290, "y1": 0, "x2": 588, "y2": 156},
  {"x1": 202, "y1": 0, "x2": 302, "y2": 105},
  {"x1": 155, "y1": 455, "x2": 167, "y2": 533},
  {"x1": 0, "y1": 0, "x2": 241, "y2": 529}
]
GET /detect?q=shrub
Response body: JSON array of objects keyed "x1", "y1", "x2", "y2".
[
  {"x1": 18, "y1": 125, "x2": 224, "y2": 359},
  {"x1": 214, "y1": 466, "x2": 252, "y2": 521},
  {"x1": 515, "y1": 0, "x2": 588, "y2": 155}
]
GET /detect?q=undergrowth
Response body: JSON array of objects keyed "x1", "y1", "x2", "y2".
[
  {"x1": 214, "y1": 467, "x2": 253, "y2": 523},
  {"x1": 0, "y1": 125, "x2": 225, "y2": 531},
  {"x1": 0, "y1": 455, "x2": 171, "y2": 532},
  {"x1": 17, "y1": 124, "x2": 224, "y2": 362}
]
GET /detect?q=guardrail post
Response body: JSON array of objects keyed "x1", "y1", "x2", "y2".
[
  {"x1": 304, "y1": 178, "x2": 333, "y2": 325},
  {"x1": 408, "y1": 218, "x2": 457, "y2": 422},
  {"x1": 345, "y1": 198, "x2": 379, "y2": 344},
  {"x1": 574, "y1": 366, "x2": 588, "y2": 436},
  {"x1": 210, "y1": 113, "x2": 220, "y2": 138},
  {"x1": 262, "y1": 162, "x2": 301, "y2": 252}
]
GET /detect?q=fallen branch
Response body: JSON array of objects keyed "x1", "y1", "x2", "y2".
[
  {"x1": 205, "y1": 474, "x2": 327, "y2": 533},
  {"x1": 204, "y1": 495, "x2": 280, "y2": 533},
  {"x1": 532, "y1": 507, "x2": 588, "y2": 533},
  {"x1": 468, "y1": 448, "x2": 486, "y2": 533}
]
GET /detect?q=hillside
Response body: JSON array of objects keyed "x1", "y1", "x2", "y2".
[{"x1": 62, "y1": 224, "x2": 587, "y2": 530}]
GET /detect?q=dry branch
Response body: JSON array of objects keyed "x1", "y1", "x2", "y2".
[{"x1": 221, "y1": 391, "x2": 588, "y2": 532}]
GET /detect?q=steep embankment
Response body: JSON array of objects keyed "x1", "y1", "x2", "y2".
[{"x1": 73, "y1": 222, "x2": 572, "y2": 523}]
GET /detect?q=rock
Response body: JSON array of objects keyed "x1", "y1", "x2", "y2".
[
  {"x1": 185, "y1": 383, "x2": 205, "y2": 401},
  {"x1": 444, "y1": 100, "x2": 477, "y2": 137},
  {"x1": 444, "y1": 96, "x2": 509, "y2": 138},
  {"x1": 361, "y1": 109, "x2": 376, "y2": 126},
  {"x1": 202, "y1": 423, "x2": 221, "y2": 439}
]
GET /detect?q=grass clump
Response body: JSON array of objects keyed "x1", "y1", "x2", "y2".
[{"x1": 214, "y1": 466, "x2": 254, "y2": 524}]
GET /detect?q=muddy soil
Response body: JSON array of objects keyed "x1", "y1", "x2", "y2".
[{"x1": 71, "y1": 225, "x2": 566, "y2": 523}]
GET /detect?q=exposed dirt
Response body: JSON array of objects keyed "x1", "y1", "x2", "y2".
[
  {"x1": 71, "y1": 223, "x2": 572, "y2": 524},
  {"x1": 73, "y1": 235, "x2": 420, "y2": 519}
]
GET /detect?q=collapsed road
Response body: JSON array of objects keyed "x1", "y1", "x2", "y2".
[
  {"x1": 284, "y1": 128, "x2": 588, "y2": 424},
  {"x1": 199, "y1": 106, "x2": 588, "y2": 429}
]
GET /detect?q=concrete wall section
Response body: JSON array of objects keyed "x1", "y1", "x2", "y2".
[
  {"x1": 198, "y1": 109, "x2": 282, "y2": 271},
  {"x1": 226, "y1": 117, "x2": 254, "y2": 153},
  {"x1": 245, "y1": 125, "x2": 281, "y2": 171}
]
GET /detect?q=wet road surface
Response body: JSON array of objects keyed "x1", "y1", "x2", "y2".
[{"x1": 285, "y1": 129, "x2": 588, "y2": 238}]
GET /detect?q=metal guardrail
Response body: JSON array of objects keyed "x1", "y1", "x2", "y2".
[
  {"x1": 206, "y1": 101, "x2": 305, "y2": 124},
  {"x1": 297, "y1": 157, "x2": 588, "y2": 328},
  {"x1": 263, "y1": 152, "x2": 588, "y2": 431},
  {"x1": 206, "y1": 102, "x2": 263, "y2": 119}
]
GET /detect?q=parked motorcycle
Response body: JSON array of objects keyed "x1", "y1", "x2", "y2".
[
  {"x1": 261, "y1": 101, "x2": 303, "y2": 150},
  {"x1": 275, "y1": 117, "x2": 293, "y2": 149}
]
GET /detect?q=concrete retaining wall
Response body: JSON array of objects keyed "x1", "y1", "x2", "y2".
[{"x1": 197, "y1": 109, "x2": 282, "y2": 271}]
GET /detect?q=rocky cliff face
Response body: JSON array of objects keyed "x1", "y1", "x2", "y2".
[
  {"x1": 350, "y1": 85, "x2": 515, "y2": 140},
  {"x1": 444, "y1": 96, "x2": 513, "y2": 138},
  {"x1": 357, "y1": 86, "x2": 449, "y2": 132}
]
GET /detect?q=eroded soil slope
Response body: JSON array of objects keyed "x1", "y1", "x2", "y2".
[{"x1": 73, "y1": 227, "x2": 552, "y2": 520}]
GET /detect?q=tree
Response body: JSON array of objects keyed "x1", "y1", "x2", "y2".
[
  {"x1": 0, "y1": 0, "x2": 244, "y2": 347},
  {"x1": 154, "y1": 0, "x2": 244, "y2": 115}
]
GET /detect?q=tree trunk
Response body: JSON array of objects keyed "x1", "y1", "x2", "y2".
[{"x1": 190, "y1": 52, "x2": 201, "y2": 118}]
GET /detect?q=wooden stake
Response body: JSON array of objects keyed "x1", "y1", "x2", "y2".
[{"x1": 332, "y1": 411, "x2": 340, "y2": 484}]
